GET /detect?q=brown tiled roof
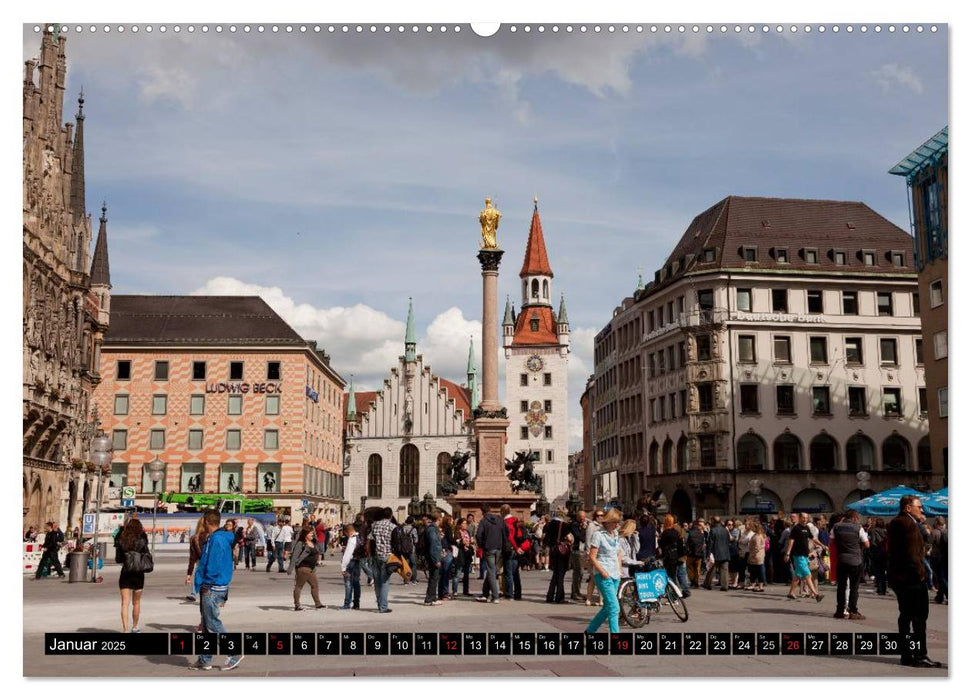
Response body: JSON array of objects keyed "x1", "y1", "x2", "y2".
[
  {"x1": 519, "y1": 204, "x2": 554, "y2": 278},
  {"x1": 440, "y1": 379, "x2": 472, "y2": 417},
  {"x1": 343, "y1": 390, "x2": 378, "y2": 424},
  {"x1": 104, "y1": 296, "x2": 306, "y2": 345},
  {"x1": 512, "y1": 305, "x2": 559, "y2": 346},
  {"x1": 644, "y1": 196, "x2": 915, "y2": 296}
]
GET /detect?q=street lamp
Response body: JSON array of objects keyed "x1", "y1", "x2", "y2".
[
  {"x1": 88, "y1": 431, "x2": 113, "y2": 583},
  {"x1": 146, "y1": 457, "x2": 165, "y2": 555}
]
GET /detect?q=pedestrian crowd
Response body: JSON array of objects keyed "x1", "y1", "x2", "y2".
[{"x1": 27, "y1": 495, "x2": 947, "y2": 670}]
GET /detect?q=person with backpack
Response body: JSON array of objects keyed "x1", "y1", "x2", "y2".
[
  {"x1": 288, "y1": 527, "x2": 324, "y2": 610},
  {"x1": 34, "y1": 521, "x2": 65, "y2": 579},
  {"x1": 475, "y1": 504, "x2": 507, "y2": 603},
  {"x1": 544, "y1": 507, "x2": 573, "y2": 603},
  {"x1": 423, "y1": 512, "x2": 444, "y2": 606},
  {"x1": 340, "y1": 523, "x2": 361, "y2": 610},
  {"x1": 115, "y1": 517, "x2": 151, "y2": 633},
  {"x1": 389, "y1": 517, "x2": 415, "y2": 585},
  {"x1": 401, "y1": 517, "x2": 420, "y2": 584}
]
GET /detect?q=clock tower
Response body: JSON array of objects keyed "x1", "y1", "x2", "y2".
[{"x1": 503, "y1": 198, "x2": 571, "y2": 506}]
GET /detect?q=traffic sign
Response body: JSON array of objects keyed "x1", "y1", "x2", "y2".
[
  {"x1": 82, "y1": 513, "x2": 96, "y2": 535},
  {"x1": 121, "y1": 499, "x2": 135, "y2": 508},
  {"x1": 122, "y1": 486, "x2": 136, "y2": 500},
  {"x1": 302, "y1": 499, "x2": 310, "y2": 509},
  {"x1": 107, "y1": 487, "x2": 121, "y2": 501}
]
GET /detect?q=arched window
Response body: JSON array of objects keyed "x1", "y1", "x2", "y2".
[
  {"x1": 677, "y1": 435, "x2": 689, "y2": 471},
  {"x1": 846, "y1": 434, "x2": 875, "y2": 472},
  {"x1": 737, "y1": 433, "x2": 767, "y2": 470},
  {"x1": 648, "y1": 440, "x2": 659, "y2": 475},
  {"x1": 662, "y1": 439, "x2": 674, "y2": 474},
  {"x1": 542, "y1": 280, "x2": 549, "y2": 299},
  {"x1": 531, "y1": 279, "x2": 539, "y2": 299},
  {"x1": 367, "y1": 454, "x2": 382, "y2": 498},
  {"x1": 882, "y1": 435, "x2": 912, "y2": 472},
  {"x1": 522, "y1": 280, "x2": 528, "y2": 301},
  {"x1": 436, "y1": 452, "x2": 451, "y2": 497},
  {"x1": 399, "y1": 444, "x2": 420, "y2": 498},
  {"x1": 809, "y1": 434, "x2": 839, "y2": 471},
  {"x1": 773, "y1": 433, "x2": 802, "y2": 471}
]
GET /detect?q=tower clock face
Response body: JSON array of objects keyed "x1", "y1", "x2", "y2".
[{"x1": 525, "y1": 354, "x2": 544, "y2": 373}]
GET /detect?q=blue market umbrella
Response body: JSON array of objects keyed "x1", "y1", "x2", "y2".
[
  {"x1": 923, "y1": 488, "x2": 948, "y2": 517},
  {"x1": 845, "y1": 485, "x2": 926, "y2": 517}
]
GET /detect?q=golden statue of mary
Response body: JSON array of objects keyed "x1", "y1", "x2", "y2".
[{"x1": 479, "y1": 197, "x2": 501, "y2": 249}]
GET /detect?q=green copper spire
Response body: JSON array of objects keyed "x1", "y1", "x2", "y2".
[
  {"x1": 346, "y1": 375, "x2": 357, "y2": 420},
  {"x1": 405, "y1": 297, "x2": 417, "y2": 362},
  {"x1": 557, "y1": 293, "x2": 570, "y2": 326},
  {"x1": 467, "y1": 336, "x2": 479, "y2": 410},
  {"x1": 503, "y1": 295, "x2": 514, "y2": 325}
]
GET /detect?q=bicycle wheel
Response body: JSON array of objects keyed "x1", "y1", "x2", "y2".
[
  {"x1": 666, "y1": 582, "x2": 689, "y2": 622},
  {"x1": 619, "y1": 579, "x2": 649, "y2": 628}
]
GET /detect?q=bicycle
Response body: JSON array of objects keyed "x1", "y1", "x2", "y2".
[{"x1": 618, "y1": 561, "x2": 689, "y2": 628}]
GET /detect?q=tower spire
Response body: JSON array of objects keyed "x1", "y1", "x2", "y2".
[
  {"x1": 346, "y1": 375, "x2": 357, "y2": 420},
  {"x1": 90, "y1": 202, "x2": 111, "y2": 287},
  {"x1": 520, "y1": 197, "x2": 553, "y2": 279},
  {"x1": 466, "y1": 336, "x2": 479, "y2": 410},
  {"x1": 636, "y1": 267, "x2": 645, "y2": 292},
  {"x1": 404, "y1": 297, "x2": 417, "y2": 362},
  {"x1": 503, "y1": 295, "x2": 514, "y2": 325},
  {"x1": 70, "y1": 89, "x2": 86, "y2": 224},
  {"x1": 557, "y1": 293, "x2": 570, "y2": 326}
]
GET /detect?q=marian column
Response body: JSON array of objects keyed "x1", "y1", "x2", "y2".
[{"x1": 448, "y1": 198, "x2": 535, "y2": 521}]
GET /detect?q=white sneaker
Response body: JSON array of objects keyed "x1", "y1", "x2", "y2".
[{"x1": 221, "y1": 656, "x2": 244, "y2": 671}]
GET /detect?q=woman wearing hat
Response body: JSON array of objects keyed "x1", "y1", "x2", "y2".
[
  {"x1": 544, "y1": 507, "x2": 574, "y2": 603},
  {"x1": 585, "y1": 509, "x2": 624, "y2": 633}
]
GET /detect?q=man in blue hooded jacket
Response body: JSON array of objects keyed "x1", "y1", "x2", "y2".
[{"x1": 188, "y1": 510, "x2": 243, "y2": 671}]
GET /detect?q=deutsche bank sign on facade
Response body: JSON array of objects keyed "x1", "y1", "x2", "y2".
[{"x1": 732, "y1": 312, "x2": 826, "y2": 324}]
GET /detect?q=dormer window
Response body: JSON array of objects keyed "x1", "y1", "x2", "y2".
[
  {"x1": 776, "y1": 248, "x2": 789, "y2": 264},
  {"x1": 804, "y1": 248, "x2": 818, "y2": 264},
  {"x1": 863, "y1": 250, "x2": 876, "y2": 266},
  {"x1": 834, "y1": 250, "x2": 847, "y2": 265},
  {"x1": 530, "y1": 314, "x2": 540, "y2": 332},
  {"x1": 702, "y1": 248, "x2": 716, "y2": 263},
  {"x1": 742, "y1": 246, "x2": 757, "y2": 262},
  {"x1": 891, "y1": 251, "x2": 905, "y2": 267}
]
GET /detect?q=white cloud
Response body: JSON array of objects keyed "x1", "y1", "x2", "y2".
[
  {"x1": 191, "y1": 276, "x2": 481, "y2": 392},
  {"x1": 871, "y1": 63, "x2": 924, "y2": 95}
]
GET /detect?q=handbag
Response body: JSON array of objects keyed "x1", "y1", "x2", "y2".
[
  {"x1": 125, "y1": 550, "x2": 154, "y2": 574},
  {"x1": 555, "y1": 522, "x2": 571, "y2": 557}
]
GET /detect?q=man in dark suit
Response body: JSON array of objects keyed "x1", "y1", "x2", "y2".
[{"x1": 887, "y1": 495, "x2": 942, "y2": 668}]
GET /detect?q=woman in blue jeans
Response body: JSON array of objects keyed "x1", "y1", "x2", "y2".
[{"x1": 586, "y1": 509, "x2": 624, "y2": 634}]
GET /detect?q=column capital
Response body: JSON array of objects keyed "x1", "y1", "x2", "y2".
[{"x1": 477, "y1": 248, "x2": 504, "y2": 272}]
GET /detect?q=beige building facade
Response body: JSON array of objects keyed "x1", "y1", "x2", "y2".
[{"x1": 589, "y1": 197, "x2": 935, "y2": 522}]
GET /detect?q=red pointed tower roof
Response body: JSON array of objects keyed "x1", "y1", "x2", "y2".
[{"x1": 519, "y1": 198, "x2": 554, "y2": 278}]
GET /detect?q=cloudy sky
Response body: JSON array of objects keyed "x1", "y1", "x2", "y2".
[{"x1": 23, "y1": 23, "x2": 946, "y2": 450}]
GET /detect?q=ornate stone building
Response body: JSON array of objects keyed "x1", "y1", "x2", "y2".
[
  {"x1": 23, "y1": 28, "x2": 111, "y2": 530},
  {"x1": 588, "y1": 196, "x2": 932, "y2": 521},
  {"x1": 343, "y1": 300, "x2": 476, "y2": 519}
]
